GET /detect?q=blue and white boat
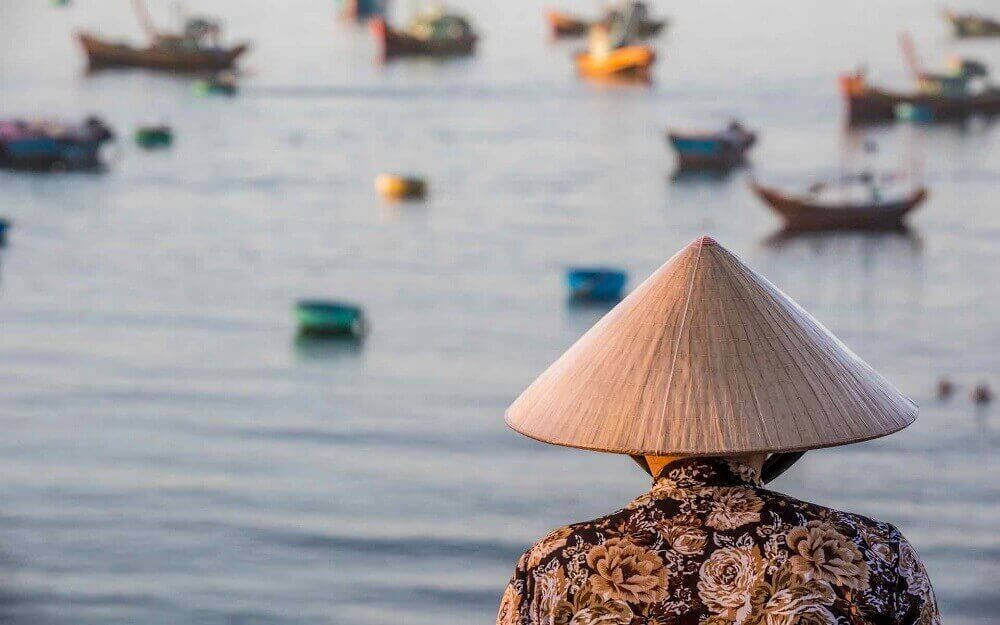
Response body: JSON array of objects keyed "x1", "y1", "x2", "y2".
[
  {"x1": 0, "y1": 117, "x2": 115, "y2": 171},
  {"x1": 667, "y1": 121, "x2": 756, "y2": 169}
]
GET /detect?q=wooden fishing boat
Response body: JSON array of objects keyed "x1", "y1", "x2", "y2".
[
  {"x1": 566, "y1": 268, "x2": 627, "y2": 300},
  {"x1": 135, "y1": 125, "x2": 173, "y2": 149},
  {"x1": 546, "y1": 4, "x2": 666, "y2": 40},
  {"x1": 296, "y1": 300, "x2": 367, "y2": 338},
  {"x1": 943, "y1": 10, "x2": 1000, "y2": 38},
  {"x1": 370, "y1": 10, "x2": 477, "y2": 59},
  {"x1": 842, "y1": 40, "x2": 1000, "y2": 123},
  {"x1": 78, "y1": 32, "x2": 248, "y2": 71},
  {"x1": 78, "y1": 1, "x2": 248, "y2": 72},
  {"x1": 576, "y1": 45, "x2": 655, "y2": 80},
  {"x1": 667, "y1": 122, "x2": 756, "y2": 169},
  {"x1": 751, "y1": 180, "x2": 927, "y2": 231},
  {"x1": 0, "y1": 117, "x2": 115, "y2": 171},
  {"x1": 840, "y1": 73, "x2": 1000, "y2": 123},
  {"x1": 546, "y1": 10, "x2": 590, "y2": 38}
]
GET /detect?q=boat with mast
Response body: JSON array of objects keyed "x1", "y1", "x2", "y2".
[
  {"x1": 546, "y1": 2, "x2": 667, "y2": 40},
  {"x1": 943, "y1": 9, "x2": 1000, "y2": 38},
  {"x1": 841, "y1": 34, "x2": 1000, "y2": 123},
  {"x1": 77, "y1": 0, "x2": 249, "y2": 71},
  {"x1": 370, "y1": 4, "x2": 478, "y2": 59}
]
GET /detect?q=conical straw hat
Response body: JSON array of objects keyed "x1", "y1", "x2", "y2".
[{"x1": 506, "y1": 236, "x2": 917, "y2": 455}]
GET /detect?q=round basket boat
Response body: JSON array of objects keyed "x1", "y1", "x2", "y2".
[
  {"x1": 135, "y1": 126, "x2": 173, "y2": 149},
  {"x1": 375, "y1": 174, "x2": 427, "y2": 200},
  {"x1": 295, "y1": 300, "x2": 367, "y2": 338},
  {"x1": 566, "y1": 267, "x2": 627, "y2": 300}
]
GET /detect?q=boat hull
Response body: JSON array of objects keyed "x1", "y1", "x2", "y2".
[
  {"x1": 576, "y1": 46, "x2": 655, "y2": 80},
  {"x1": 371, "y1": 19, "x2": 477, "y2": 59},
  {"x1": 77, "y1": 32, "x2": 248, "y2": 71},
  {"x1": 751, "y1": 182, "x2": 927, "y2": 231}
]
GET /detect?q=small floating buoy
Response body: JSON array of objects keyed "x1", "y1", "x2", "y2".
[
  {"x1": 375, "y1": 174, "x2": 427, "y2": 200},
  {"x1": 566, "y1": 267, "x2": 627, "y2": 301},
  {"x1": 895, "y1": 103, "x2": 934, "y2": 123},
  {"x1": 295, "y1": 300, "x2": 366, "y2": 338},
  {"x1": 194, "y1": 73, "x2": 238, "y2": 97},
  {"x1": 972, "y1": 383, "x2": 993, "y2": 405},
  {"x1": 135, "y1": 125, "x2": 173, "y2": 149},
  {"x1": 937, "y1": 378, "x2": 955, "y2": 399}
]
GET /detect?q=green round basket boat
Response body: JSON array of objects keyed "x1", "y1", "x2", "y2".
[
  {"x1": 295, "y1": 300, "x2": 367, "y2": 338},
  {"x1": 135, "y1": 126, "x2": 173, "y2": 149}
]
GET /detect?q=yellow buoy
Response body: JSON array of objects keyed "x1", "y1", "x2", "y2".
[{"x1": 375, "y1": 174, "x2": 427, "y2": 200}]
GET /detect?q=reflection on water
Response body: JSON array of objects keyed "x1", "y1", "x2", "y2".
[
  {"x1": 669, "y1": 165, "x2": 744, "y2": 184},
  {"x1": 762, "y1": 227, "x2": 922, "y2": 251},
  {"x1": 293, "y1": 333, "x2": 365, "y2": 361},
  {"x1": 0, "y1": 1, "x2": 998, "y2": 625}
]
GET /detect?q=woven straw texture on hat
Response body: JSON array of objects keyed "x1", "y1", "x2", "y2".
[{"x1": 506, "y1": 236, "x2": 917, "y2": 456}]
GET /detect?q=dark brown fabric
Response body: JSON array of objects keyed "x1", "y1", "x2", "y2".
[{"x1": 497, "y1": 457, "x2": 939, "y2": 625}]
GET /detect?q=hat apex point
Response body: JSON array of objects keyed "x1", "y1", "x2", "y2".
[{"x1": 693, "y1": 235, "x2": 717, "y2": 246}]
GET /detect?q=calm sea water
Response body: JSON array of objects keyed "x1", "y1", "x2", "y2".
[{"x1": 0, "y1": 1, "x2": 998, "y2": 624}]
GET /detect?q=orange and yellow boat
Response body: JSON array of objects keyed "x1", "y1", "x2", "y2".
[{"x1": 576, "y1": 45, "x2": 655, "y2": 80}]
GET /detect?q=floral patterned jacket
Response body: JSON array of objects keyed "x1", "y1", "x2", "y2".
[{"x1": 496, "y1": 457, "x2": 939, "y2": 625}]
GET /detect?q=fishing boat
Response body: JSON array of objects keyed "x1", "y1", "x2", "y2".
[
  {"x1": 339, "y1": 0, "x2": 388, "y2": 21},
  {"x1": 842, "y1": 74, "x2": 1000, "y2": 123},
  {"x1": 0, "y1": 117, "x2": 115, "y2": 171},
  {"x1": 667, "y1": 121, "x2": 756, "y2": 169},
  {"x1": 135, "y1": 124, "x2": 172, "y2": 148},
  {"x1": 376, "y1": 174, "x2": 427, "y2": 200},
  {"x1": 546, "y1": 2, "x2": 667, "y2": 40},
  {"x1": 750, "y1": 177, "x2": 927, "y2": 231},
  {"x1": 575, "y1": 4, "x2": 657, "y2": 81},
  {"x1": 842, "y1": 36, "x2": 1000, "y2": 123},
  {"x1": 943, "y1": 10, "x2": 1000, "y2": 38},
  {"x1": 371, "y1": 6, "x2": 478, "y2": 59},
  {"x1": 546, "y1": 10, "x2": 589, "y2": 38},
  {"x1": 77, "y1": 0, "x2": 248, "y2": 71},
  {"x1": 0, "y1": 218, "x2": 10, "y2": 246},
  {"x1": 566, "y1": 268, "x2": 628, "y2": 300},
  {"x1": 296, "y1": 300, "x2": 367, "y2": 338}
]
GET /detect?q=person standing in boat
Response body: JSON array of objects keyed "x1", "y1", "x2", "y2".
[{"x1": 496, "y1": 236, "x2": 939, "y2": 625}]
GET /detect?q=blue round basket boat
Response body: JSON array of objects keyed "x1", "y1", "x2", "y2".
[
  {"x1": 295, "y1": 300, "x2": 367, "y2": 338},
  {"x1": 566, "y1": 268, "x2": 628, "y2": 300}
]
